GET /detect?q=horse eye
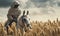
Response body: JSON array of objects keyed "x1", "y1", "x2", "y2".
[{"x1": 23, "y1": 19, "x2": 26, "y2": 21}]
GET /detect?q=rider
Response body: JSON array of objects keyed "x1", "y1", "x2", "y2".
[{"x1": 5, "y1": 1, "x2": 21, "y2": 32}]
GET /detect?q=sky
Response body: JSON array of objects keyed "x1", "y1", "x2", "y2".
[{"x1": 0, "y1": 0, "x2": 60, "y2": 22}]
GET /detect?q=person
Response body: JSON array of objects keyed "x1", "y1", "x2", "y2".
[{"x1": 5, "y1": 1, "x2": 21, "y2": 33}]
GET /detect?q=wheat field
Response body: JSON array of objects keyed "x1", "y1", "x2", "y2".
[{"x1": 0, "y1": 18, "x2": 60, "y2": 36}]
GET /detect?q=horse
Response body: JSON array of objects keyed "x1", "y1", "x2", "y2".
[{"x1": 17, "y1": 10, "x2": 32, "y2": 36}]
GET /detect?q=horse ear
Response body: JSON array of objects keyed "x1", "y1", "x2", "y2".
[
  {"x1": 23, "y1": 10, "x2": 25, "y2": 15},
  {"x1": 27, "y1": 10, "x2": 29, "y2": 15}
]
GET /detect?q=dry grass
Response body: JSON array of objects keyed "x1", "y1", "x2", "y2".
[{"x1": 0, "y1": 18, "x2": 60, "y2": 36}]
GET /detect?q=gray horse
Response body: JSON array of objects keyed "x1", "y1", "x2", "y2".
[{"x1": 17, "y1": 10, "x2": 32, "y2": 36}]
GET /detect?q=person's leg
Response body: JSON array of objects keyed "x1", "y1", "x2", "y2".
[
  {"x1": 5, "y1": 20, "x2": 10, "y2": 34},
  {"x1": 14, "y1": 19, "x2": 18, "y2": 29},
  {"x1": 5, "y1": 20, "x2": 13, "y2": 34},
  {"x1": 9, "y1": 20, "x2": 13, "y2": 27},
  {"x1": 5, "y1": 20, "x2": 10, "y2": 27}
]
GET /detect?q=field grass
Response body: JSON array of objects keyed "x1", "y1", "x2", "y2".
[{"x1": 0, "y1": 18, "x2": 60, "y2": 36}]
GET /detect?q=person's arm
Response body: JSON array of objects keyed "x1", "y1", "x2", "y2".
[
  {"x1": 7, "y1": 14, "x2": 13, "y2": 20},
  {"x1": 17, "y1": 10, "x2": 21, "y2": 18},
  {"x1": 7, "y1": 9, "x2": 13, "y2": 20}
]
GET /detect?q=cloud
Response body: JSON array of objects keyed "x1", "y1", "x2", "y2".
[
  {"x1": 0, "y1": 0, "x2": 60, "y2": 15},
  {"x1": 19, "y1": 0, "x2": 60, "y2": 8},
  {"x1": 0, "y1": 0, "x2": 14, "y2": 7},
  {"x1": 19, "y1": 0, "x2": 56, "y2": 14},
  {"x1": 19, "y1": 0, "x2": 49, "y2": 8},
  {"x1": 0, "y1": 0, "x2": 60, "y2": 8},
  {"x1": 31, "y1": 0, "x2": 48, "y2": 3},
  {"x1": 56, "y1": 2, "x2": 60, "y2": 7}
]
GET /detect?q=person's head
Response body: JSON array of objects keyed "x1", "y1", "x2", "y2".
[{"x1": 11, "y1": 1, "x2": 20, "y2": 8}]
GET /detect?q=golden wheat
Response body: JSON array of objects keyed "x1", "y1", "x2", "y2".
[{"x1": 0, "y1": 18, "x2": 60, "y2": 36}]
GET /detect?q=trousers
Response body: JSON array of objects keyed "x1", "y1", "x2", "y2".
[{"x1": 5, "y1": 18, "x2": 18, "y2": 33}]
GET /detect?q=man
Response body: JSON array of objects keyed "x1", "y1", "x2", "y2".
[{"x1": 5, "y1": 1, "x2": 21, "y2": 33}]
